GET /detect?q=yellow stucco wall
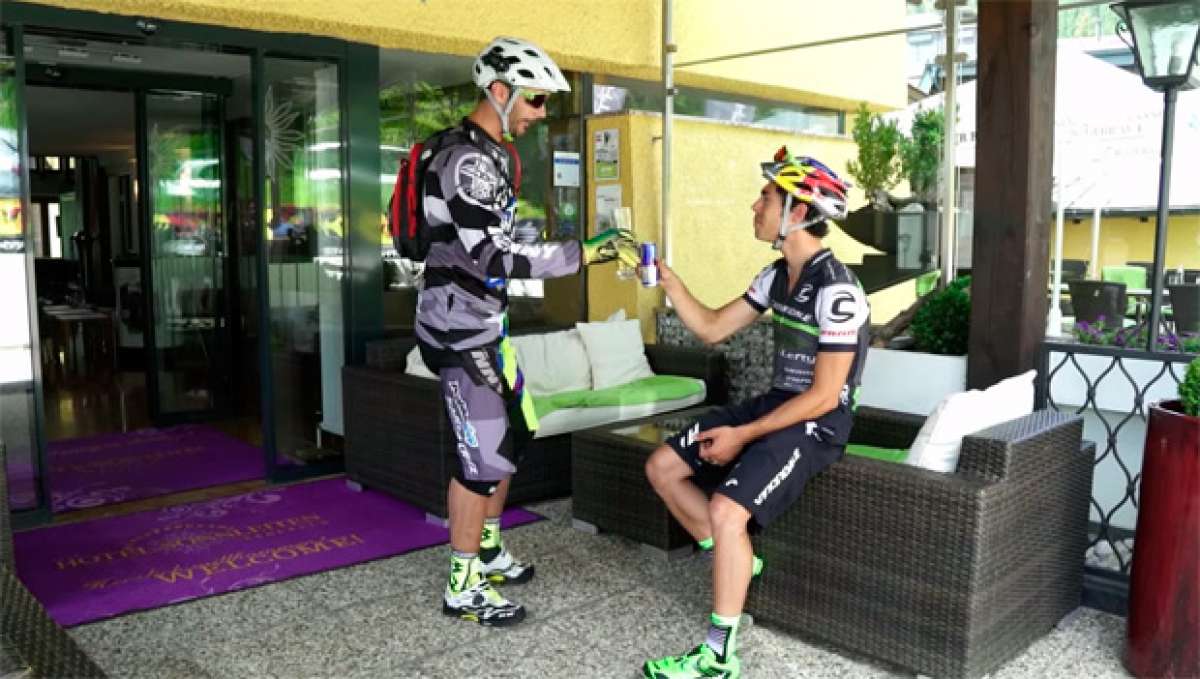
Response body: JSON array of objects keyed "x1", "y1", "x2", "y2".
[
  {"x1": 1060, "y1": 214, "x2": 1200, "y2": 273},
  {"x1": 586, "y1": 111, "x2": 914, "y2": 338},
  {"x1": 38, "y1": 0, "x2": 905, "y2": 110},
  {"x1": 32, "y1": 0, "x2": 663, "y2": 80}
]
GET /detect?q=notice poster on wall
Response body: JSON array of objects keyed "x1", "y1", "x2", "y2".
[
  {"x1": 593, "y1": 128, "x2": 620, "y2": 181},
  {"x1": 553, "y1": 151, "x2": 581, "y2": 188},
  {"x1": 594, "y1": 184, "x2": 622, "y2": 233}
]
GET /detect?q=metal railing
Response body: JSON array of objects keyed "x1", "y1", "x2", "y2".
[{"x1": 1037, "y1": 339, "x2": 1195, "y2": 611}]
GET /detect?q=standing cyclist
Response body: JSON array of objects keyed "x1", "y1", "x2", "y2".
[
  {"x1": 642, "y1": 147, "x2": 869, "y2": 677},
  {"x1": 415, "y1": 36, "x2": 637, "y2": 627}
]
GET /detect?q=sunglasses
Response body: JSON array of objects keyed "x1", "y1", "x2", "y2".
[{"x1": 521, "y1": 91, "x2": 548, "y2": 109}]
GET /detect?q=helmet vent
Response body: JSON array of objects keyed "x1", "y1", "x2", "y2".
[
  {"x1": 517, "y1": 68, "x2": 535, "y2": 79},
  {"x1": 524, "y1": 49, "x2": 539, "y2": 57}
]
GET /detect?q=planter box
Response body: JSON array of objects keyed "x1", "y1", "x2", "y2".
[{"x1": 859, "y1": 347, "x2": 967, "y2": 416}]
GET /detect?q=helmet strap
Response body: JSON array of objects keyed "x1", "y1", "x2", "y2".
[
  {"x1": 773, "y1": 193, "x2": 794, "y2": 250},
  {"x1": 484, "y1": 83, "x2": 521, "y2": 142}
]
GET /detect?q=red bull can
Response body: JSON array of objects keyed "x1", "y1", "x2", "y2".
[{"x1": 639, "y1": 242, "x2": 658, "y2": 287}]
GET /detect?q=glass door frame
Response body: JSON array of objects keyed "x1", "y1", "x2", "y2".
[
  {"x1": 3, "y1": 23, "x2": 52, "y2": 528},
  {"x1": 3, "y1": 2, "x2": 383, "y2": 504}
]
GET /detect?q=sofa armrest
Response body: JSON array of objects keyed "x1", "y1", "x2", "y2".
[
  {"x1": 956, "y1": 410, "x2": 1085, "y2": 482},
  {"x1": 644, "y1": 343, "x2": 728, "y2": 405},
  {"x1": 848, "y1": 406, "x2": 926, "y2": 449},
  {"x1": 365, "y1": 337, "x2": 417, "y2": 370}
]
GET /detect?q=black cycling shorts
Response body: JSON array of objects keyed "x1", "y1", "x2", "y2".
[{"x1": 666, "y1": 391, "x2": 844, "y2": 529}]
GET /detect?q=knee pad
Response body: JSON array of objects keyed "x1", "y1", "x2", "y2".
[{"x1": 454, "y1": 473, "x2": 500, "y2": 497}]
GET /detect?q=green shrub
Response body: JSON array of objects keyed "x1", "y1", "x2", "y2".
[
  {"x1": 911, "y1": 275, "x2": 971, "y2": 355},
  {"x1": 845, "y1": 102, "x2": 903, "y2": 201},
  {"x1": 1181, "y1": 358, "x2": 1200, "y2": 417}
]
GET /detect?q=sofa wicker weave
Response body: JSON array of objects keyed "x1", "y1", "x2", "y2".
[
  {"x1": 343, "y1": 337, "x2": 728, "y2": 519},
  {"x1": 0, "y1": 445, "x2": 106, "y2": 678},
  {"x1": 745, "y1": 406, "x2": 1094, "y2": 679}
]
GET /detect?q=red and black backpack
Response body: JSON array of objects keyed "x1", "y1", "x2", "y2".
[{"x1": 389, "y1": 127, "x2": 521, "y2": 262}]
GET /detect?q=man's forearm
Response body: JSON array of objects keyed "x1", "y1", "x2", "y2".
[
  {"x1": 664, "y1": 280, "x2": 718, "y2": 343},
  {"x1": 737, "y1": 389, "x2": 838, "y2": 441}
]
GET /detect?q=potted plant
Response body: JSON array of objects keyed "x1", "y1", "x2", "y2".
[
  {"x1": 843, "y1": 103, "x2": 945, "y2": 258},
  {"x1": 862, "y1": 276, "x2": 971, "y2": 415},
  {"x1": 843, "y1": 103, "x2": 903, "y2": 253},
  {"x1": 1124, "y1": 357, "x2": 1199, "y2": 679}
]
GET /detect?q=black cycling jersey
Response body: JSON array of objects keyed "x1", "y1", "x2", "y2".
[{"x1": 741, "y1": 249, "x2": 870, "y2": 444}]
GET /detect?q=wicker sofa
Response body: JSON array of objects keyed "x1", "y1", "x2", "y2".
[
  {"x1": 343, "y1": 336, "x2": 728, "y2": 519},
  {"x1": 745, "y1": 406, "x2": 1094, "y2": 679},
  {"x1": 0, "y1": 447, "x2": 106, "y2": 678}
]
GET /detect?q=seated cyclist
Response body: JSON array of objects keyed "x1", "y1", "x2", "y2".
[{"x1": 642, "y1": 147, "x2": 869, "y2": 679}]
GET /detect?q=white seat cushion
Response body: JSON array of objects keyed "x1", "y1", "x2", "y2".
[
  {"x1": 511, "y1": 330, "x2": 592, "y2": 395},
  {"x1": 906, "y1": 370, "x2": 1037, "y2": 473},
  {"x1": 575, "y1": 318, "x2": 655, "y2": 390}
]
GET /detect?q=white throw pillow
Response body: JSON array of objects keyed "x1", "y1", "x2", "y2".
[
  {"x1": 512, "y1": 330, "x2": 593, "y2": 395},
  {"x1": 404, "y1": 346, "x2": 438, "y2": 380},
  {"x1": 906, "y1": 370, "x2": 1037, "y2": 473},
  {"x1": 575, "y1": 318, "x2": 656, "y2": 390}
]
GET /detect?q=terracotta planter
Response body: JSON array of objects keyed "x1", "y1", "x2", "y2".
[{"x1": 1124, "y1": 400, "x2": 1199, "y2": 679}]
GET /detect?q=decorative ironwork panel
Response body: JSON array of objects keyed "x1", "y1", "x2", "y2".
[{"x1": 1039, "y1": 341, "x2": 1193, "y2": 577}]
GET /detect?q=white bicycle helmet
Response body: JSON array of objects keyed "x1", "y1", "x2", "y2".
[{"x1": 473, "y1": 36, "x2": 570, "y2": 139}]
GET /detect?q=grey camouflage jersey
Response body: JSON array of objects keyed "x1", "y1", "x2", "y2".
[{"x1": 415, "y1": 120, "x2": 581, "y2": 357}]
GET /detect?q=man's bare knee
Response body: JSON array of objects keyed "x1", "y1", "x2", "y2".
[
  {"x1": 645, "y1": 445, "x2": 686, "y2": 489},
  {"x1": 709, "y1": 494, "x2": 750, "y2": 535}
]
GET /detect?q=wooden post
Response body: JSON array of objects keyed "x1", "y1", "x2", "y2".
[{"x1": 968, "y1": 0, "x2": 1058, "y2": 389}]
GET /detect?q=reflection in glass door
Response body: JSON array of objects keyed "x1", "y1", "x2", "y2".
[
  {"x1": 262, "y1": 57, "x2": 345, "y2": 470},
  {"x1": 140, "y1": 91, "x2": 229, "y2": 419},
  {"x1": 1, "y1": 29, "x2": 46, "y2": 515}
]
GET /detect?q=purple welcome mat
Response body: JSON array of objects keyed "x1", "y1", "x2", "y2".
[
  {"x1": 8, "y1": 425, "x2": 264, "y2": 513},
  {"x1": 13, "y1": 477, "x2": 542, "y2": 627}
]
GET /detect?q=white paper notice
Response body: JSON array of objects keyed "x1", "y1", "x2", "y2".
[
  {"x1": 593, "y1": 128, "x2": 620, "y2": 181},
  {"x1": 553, "y1": 151, "x2": 581, "y2": 188},
  {"x1": 594, "y1": 184, "x2": 622, "y2": 233}
]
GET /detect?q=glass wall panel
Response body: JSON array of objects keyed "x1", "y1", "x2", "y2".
[
  {"x1": 144, "y1": 92, "x2": 226, "y2": 415},
  {"x1": 378, "y1": 49, "x2": 586, "y2": 331},
  {"x1": 0, "y1": 33, "x2": 43, "y2": 512},
  {"x1": 263, "y1": 57, "x2": 344, "y2": 466},
  {"x1": 594, "y1": 76, "x2": 844, "y2": 136}
]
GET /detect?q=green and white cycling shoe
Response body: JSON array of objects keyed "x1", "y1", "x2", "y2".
[
  {"x1": 479, "y1": 545, "x2": 535, "y2": 585},
  {"x1": 642, "y1": 645, "x2": 740, "y2": 679},
  {"x1": 442, "y1": 579, "x2": 526, "y2": 627}
]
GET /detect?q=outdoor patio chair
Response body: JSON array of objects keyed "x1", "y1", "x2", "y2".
[
  {"x1": 746, "y1": 407, "x2": 1093, "y2": 679},
  {"x1": 1168, "y1": 283, "x2": 1200, "y2": 334},
  {"x1": 1068, "y1": 279, "x2": 1126, "y2": 328},
  {"x1": 1104, "y1": 265, "x2": 1146, "y2": 318},
  {"x1": 1060, "y1": 259, "x2": 1088, "y2": 282}
]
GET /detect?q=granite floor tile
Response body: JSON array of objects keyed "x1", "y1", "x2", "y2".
[
  {"x1": 67, "y1": 498, "x2": 1133, "y2": 679},
  {"x1": 190, "y1": 612, "x2": 377, "y2": 679},
  {"x1": 70, "y1": 581, "x2": 320, "y2": 653},
  {"x1": 989, "y1": 607, "x2": 1129, "y2": 679},
  {"x1": 277, "y1": 546, "x2": 444, "y2": 611}
]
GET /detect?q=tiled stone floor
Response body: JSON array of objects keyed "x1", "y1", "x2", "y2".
[{"x1": 69, "y1": 498, "x2": 1130, "y2": 678}]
